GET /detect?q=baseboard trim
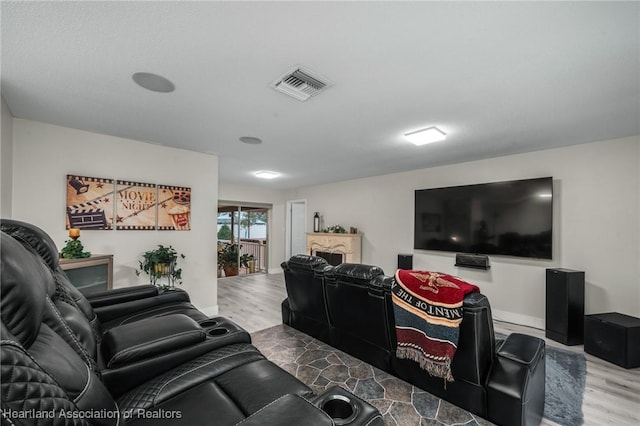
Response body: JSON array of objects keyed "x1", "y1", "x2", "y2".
[
  {"x1": 198, "y1": 305, "x2": 219, "y2": 317},
  {"x1": 492, "y1": 309, "x2": 544, "y2": 330}
]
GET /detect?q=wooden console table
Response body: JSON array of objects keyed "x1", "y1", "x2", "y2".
[{"x1": 60, "y1": 254, "x2": 113, "y2": 295}]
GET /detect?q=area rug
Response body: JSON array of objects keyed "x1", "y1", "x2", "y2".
[
  {"x1": 544, "y1": 344, "x2": 587, "y2": 425},
  {"x1": 496, "y1": 333, "x2": 587, "y2": 426}
]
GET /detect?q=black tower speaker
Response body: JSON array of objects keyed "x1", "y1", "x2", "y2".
[
  {"x1": 397, "y1": 254, "x2": 413, "y2": 270},
  {"x1": 545, "y1": 268, "x2": 585, "y2": 345}
]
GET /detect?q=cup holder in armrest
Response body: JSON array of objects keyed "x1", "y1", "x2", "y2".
[
  {"x1": 199, "y1": 319, "x2": 219, "y2": 328},
  {"x1": 320, "y1": 395, "x2": 358, "y2": 425},
  {"x1": 312, "y1": 386, "x2": 382, "y2": 426},
  {"x1": 197, "y1": 317, "x2": 251, "y2": 345},
  {"x1": 208, "y1": 327, "x2": 229, "y2": 337}
]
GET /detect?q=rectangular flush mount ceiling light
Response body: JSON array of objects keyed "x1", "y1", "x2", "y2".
[{"x1": 404, "y1": 126, "x2": 447, "y2": 146}]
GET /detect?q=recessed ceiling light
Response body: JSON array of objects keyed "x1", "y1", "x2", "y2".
[
  {"x1": 239, "y1": 136, "x2": 263, "y2": 145},
  {"x1": 255, "y1": 171, "x2": 280, "y2": 179},
  {"x1": 404, "y1": 126, "x2": 447, "y2": 146},
  {"x1": 132, "y1": 72, "x2": 175, "y2": 93}
]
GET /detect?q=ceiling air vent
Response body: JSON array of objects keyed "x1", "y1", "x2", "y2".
[{"x1": 270, "y1": 66, "x2": 332, "y2": 101}]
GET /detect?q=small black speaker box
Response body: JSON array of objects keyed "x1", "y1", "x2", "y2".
[
  {"x1": 398, "y1": 254, "x2": 413, "y2": 270},
  {"x1": 455, "y1": 253, "x2": 490, "y2": 270},
  {"x1": 584, "y1": 313, "x2": 640, "y2": 368}
]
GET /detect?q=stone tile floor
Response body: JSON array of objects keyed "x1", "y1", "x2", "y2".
[{"x1": 251, "y1": 324, "x2": 494, "y2": 426}]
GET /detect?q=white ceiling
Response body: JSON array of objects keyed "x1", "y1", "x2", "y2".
[{"x1": 2, "y1": 1, "x2": 638, "y2": 189}]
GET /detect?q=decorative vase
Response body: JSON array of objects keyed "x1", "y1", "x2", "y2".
[{"x1": 313, "y1": 212, "x2": 320, "y2": 232}]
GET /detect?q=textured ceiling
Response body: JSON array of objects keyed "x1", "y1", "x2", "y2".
[{"x1": 2, "y1": 1, "x2": 638, "y2": 189}]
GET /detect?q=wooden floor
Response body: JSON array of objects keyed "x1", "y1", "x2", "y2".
[
  {"x1": 217, "y1": 272, "x2": 287, "y2": 333},
  {"x1": 218, "y1": 272, "x2": 640, "y2": 426}
]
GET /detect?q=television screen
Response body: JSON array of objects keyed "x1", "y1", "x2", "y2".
[{"x1": 414, "y1": 177, "x2": 553, "y2": 259}]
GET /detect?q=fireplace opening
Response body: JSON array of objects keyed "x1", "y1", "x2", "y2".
[{"x1": 315, "y1": 251, "x2": 343, "y2": 266}]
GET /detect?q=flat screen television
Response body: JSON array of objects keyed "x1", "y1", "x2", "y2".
[{"x1": 414, "y1": 177, "x2": 553, "y2": 259}]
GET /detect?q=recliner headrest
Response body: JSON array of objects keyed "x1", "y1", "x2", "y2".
[
  {"x1": 370, "y1": 274, "x2": 394, "y2": 291},
  {"x1": 330, "y1": 263, "x2": 385, "y2": 283},
  {"x1": 0, "y1": 232, "x2": 49, "y2": 348},
  {"x1": 1, "y1": 219, "x2": 98, "y2": 327},
  {"x1": 282, "y1": 255, "x2": 328, "y2": 272},
  {"x1": 1, "y1": 219, "x2": 61, "y2": 271}
]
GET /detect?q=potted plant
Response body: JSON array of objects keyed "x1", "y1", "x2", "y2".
[
  {"x1": 324, "y1": 224, "x2": 347, "y2": 234},
  {"x1": 240, "y1": 253, "x2": 254, "y2": 273},
  {"x1": 218, "y1": 242, "x2": 240, "y2": 277},
  {"x1": 60, "y1": 239, "x2": 91, "y2": 259},
  {"x1": 218, "y1": 243, "x2": 256, "y2": 276},
  {"x1": 137, "y1": 245, "x2": 185, "y2": 289}
]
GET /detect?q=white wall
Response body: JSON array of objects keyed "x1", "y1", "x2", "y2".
[
  {"x1": 218, "y1": 183, "x2": 290, "y2": 273},
  {"x1": 0, "y1": 97, "x2": 13, "y2": 217},
  {"x1": 290, "y1": 136, "x2": 640, "y2": 328},
  {"x1": 11, "y1": 119, "x2": 219, "y2": 314}
]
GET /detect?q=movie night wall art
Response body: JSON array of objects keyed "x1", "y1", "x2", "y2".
[{"x1": 65, "y1": 175, "x2": 191, "y2": 231}]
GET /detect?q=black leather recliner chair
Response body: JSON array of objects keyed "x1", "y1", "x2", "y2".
[
  {"x1": 281, "y1": 258, "x2": 546, "y2": 426},
  {"x1": 280, "y1": 255, "x2": 332, "y2": 344},
  {"x1": 324, "y1": 264, "x2": 392, "y2": 371}
]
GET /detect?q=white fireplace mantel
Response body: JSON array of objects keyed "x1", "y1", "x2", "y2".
[{"x1": 306, "y1": 232, "x2": 362, "y2": 264}]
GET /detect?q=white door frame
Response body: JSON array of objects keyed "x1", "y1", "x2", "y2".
[{"x1": 285, "y1": 199, "x2": 307, "y2": 260}]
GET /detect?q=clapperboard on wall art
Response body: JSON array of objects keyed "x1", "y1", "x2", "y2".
[{"x1": 66, "y1": 175, "x2": 115, "y2": 230}]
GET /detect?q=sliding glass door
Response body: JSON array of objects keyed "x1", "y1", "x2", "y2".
[{"x1": 217, "y1": 203, "x2": 269, "y2": 278}]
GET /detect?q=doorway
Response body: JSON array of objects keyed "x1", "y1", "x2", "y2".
[
  {"x1": 286, "y1": 199, "x2": 307, "y2": 259},
  {"x1": 217, "y1": 203, "x2": 269, "y2": 278}
]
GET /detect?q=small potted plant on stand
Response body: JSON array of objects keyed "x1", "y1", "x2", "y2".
[{"x1": 137, "y1": 245, "x2": 185, "y2": 290}]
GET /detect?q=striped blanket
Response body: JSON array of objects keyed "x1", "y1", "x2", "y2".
[{"x1": 392, "y1": 269, "x2": 479, "y2": 382}]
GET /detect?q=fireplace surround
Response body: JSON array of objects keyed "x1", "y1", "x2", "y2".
[{"x1": 306, "y1": 232, "x2": 362, "y2": 264}]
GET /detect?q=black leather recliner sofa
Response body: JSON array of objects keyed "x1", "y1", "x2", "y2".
[
  {"x1": 0, "y1": 221, "x2": 384, "y2": 426},
  {"x1": 282, "y1": 255, "x2": 546, "y2": 426}
]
